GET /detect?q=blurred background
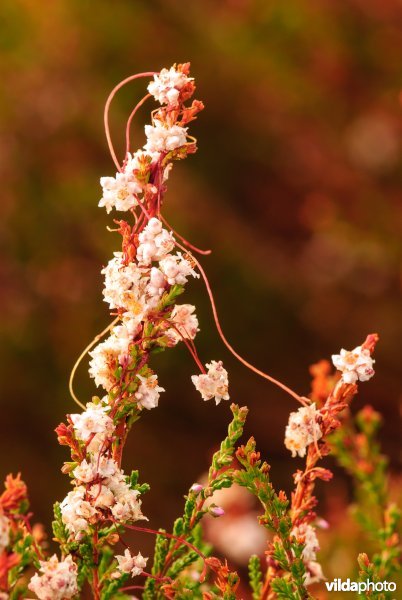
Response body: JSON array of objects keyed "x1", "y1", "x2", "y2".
[{"x1": 0, "y1": 0, "x2": 401, "y2": 596}]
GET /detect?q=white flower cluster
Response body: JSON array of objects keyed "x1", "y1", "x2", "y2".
[
  {"x1": 95, "y1": 65, "x2": 228, "y2": 426},
  {"x1": 285, "y1": 403, "x2": 322, "y2": 458},
  {"x1": 159, "y1": 252, "x2": 198, "y2": 285},
  {"x1": 192, "y1": 360, "x2": 230, "y2": 405},
  {"x1": 60, "y1": 401, "x2": 146, "y2": 540},
  {"x1": 135, "y1": 374, "x2": 165, "y2": 410},
  {"x1": 99, "y1": 76, "x2": 190, "y2": 216},
  {"x1": 88, "y1": 321, "x2": 138, "y2": 392},
  {"x1": 99, "y1": 150, "x2": 159, "y2": 214},
  {"x1": 0, "y1": 513, "x2": 10, "y2": 553},
  {"x1": 148, "y1": 66, "x2": 193, "y2": 106},
  {"x1": 102, "y1": 253, "x2": 147, "y2": 311},
  {"x1": 292, "y1": 523, "x2": 324, "y2": 585},
  {"x1": 136, "y1": 217, "x2": 175, "y2": 265},
  {"x1": 70, "y1": 402, "x2": 114, "y2": 451},
  {"x1": 144, "y1": 122, "x2": 188, "y2": 154},
  {"x1": 168, "y1": 304, "x2": 199, "y2": 344},
  {"x1": 114, "y1": 549, "x2": 148, "y2": 578},
  {"x1": 89, "y1": 218, "x2": 199, "y2": 400},
  {"x1": 332, "y1": 345, "x2": 375, "y2": 384},
  {"x1": 28, "y1": 554, "x2": 78, "y2": 600}
]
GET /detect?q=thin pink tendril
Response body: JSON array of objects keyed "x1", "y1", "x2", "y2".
[
  {"x1": 161, "y1": 214, "x2": 211, "y2": 256},
  {"x1": 135, "y1": 195, "x2": 152, "y2": 221},
  {"x1": 14, "y1": 513, "x2": 43, "y2": 559},
  {"x1": 133, "y1": 211, "x2": 145, "y2": 234},
  {"x1": 172, "y1": 239, "x2": 305, "y2": 405},
  {"x1": 112, "y1": 520, "x2": 207, "y2": 567},
  {"x1": 157, "y1": 316, "x2": 206, "y2": 373},
  {"x1": 125, "y1": 93, "x2": 152, "y2": 158},
  {"x1": 121, "y1": 585, "x2": 145, "y2": 592},
  {"x1": 104, "y1": 72, "x2": 157, "y2": 172}
]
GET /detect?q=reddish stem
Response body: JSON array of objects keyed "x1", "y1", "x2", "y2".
[
  {"x1": 156, "y1": 316, "x2": 206, "y2": 373},
  {"x1": 104, "y1": 71, "x2": 157, "y2": 172},
  {"x1": 174, "y1": 239, "x2": 305, "y2": 405},
  {"x1": 125, "y1": 93, "x2": 152, "y2": 157},
  {"x1": 92, "y1": 528, "x2": 100, "y2": 600},
  {"x1": 161, "y1": 214, "x2": 212, "y2": 255},
  {"x1": 121, "y1": 522, "x2": 206, "y2": 559}
]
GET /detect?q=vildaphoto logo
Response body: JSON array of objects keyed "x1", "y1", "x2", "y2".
[{"x1": 325, "y1": 578, "x2": 397, "y2": 594}]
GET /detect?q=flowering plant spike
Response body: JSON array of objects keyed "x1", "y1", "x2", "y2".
[{"x1": 1, "y1": 64, "x2": 399, "y2": 599}]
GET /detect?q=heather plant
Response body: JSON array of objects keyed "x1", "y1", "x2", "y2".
[{"x1": 0, "y1": 64, "x2": 400, "y2": 599}]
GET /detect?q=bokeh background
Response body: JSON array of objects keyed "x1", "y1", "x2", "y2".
[{"x1": 1, "y1": 0, "x2": 401, "y2": 596}]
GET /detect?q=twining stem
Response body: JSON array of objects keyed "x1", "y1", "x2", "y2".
[
  {"x1": 69, "y1": 317, "x2": 119, "y2": 410},
  {"x1": 174, "y1": 238, "x2": 306, "y2": 406},
  {"x1": 104, "y1": 72, "x2": 157, "y2": 171},
  {"x1": 125, "y1": 93, "x2": 152, "y2": 157}
]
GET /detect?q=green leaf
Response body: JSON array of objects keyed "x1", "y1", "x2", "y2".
[{"x1": 248, "y1": 555, "x2": 263, "y2": 599}]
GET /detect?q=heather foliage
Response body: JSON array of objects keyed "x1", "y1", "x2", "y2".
[{"x1": 0, "y1": 65, "x2": 400, "y2": 599}]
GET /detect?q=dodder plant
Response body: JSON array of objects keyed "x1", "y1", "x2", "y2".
[{"x1": 0, "y1": 64, "x2": 399, "y2": 600}]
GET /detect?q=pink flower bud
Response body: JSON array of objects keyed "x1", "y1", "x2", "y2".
[
  {"x1": 316, "y1": 518, "x2": 330, "y2": 530},
  {"x1": 190, "y1": 483, "x2": 203, "y2": 493},
  {"x1": 209, "y1": 506, "x2": 225, "y2": 517}
]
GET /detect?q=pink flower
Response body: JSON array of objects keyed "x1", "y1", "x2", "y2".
[
  {"x1": 28, "y1": 555, "x2": 78, "y2": 600},
  {"x1": 209, "y1": 506, "x2": 225, "y2": 517}
]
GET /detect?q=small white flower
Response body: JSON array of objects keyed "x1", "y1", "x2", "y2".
[
  {"x1": 110, "y1": 488, "x2": 146, "y2": 523},
  {"x1": 28, "y1": 554, "x2": 78, "y2": 600},
  {"x1": 305, "y1": 560, "x2": 325, "y2": 585},
  {"x1": 106, "y1": 471, "x2": 129, "y2": 498},
  {"x1": 284, "y1": 403, "x2": 322, "y2": 458},
  {"x1": 60, "y1": 487, "x2": 96, "y2": 538},
  {"x1": 88, "y1": 329, "x2": 133, "y2": 392},
  {"x1": 332, "y1": 345, "x2": 375, "y2": 384},
  {"x1": 88, "y1": 484, "x2": 115, "y2": 509},
  {"x1": 99, "y1": 150, "x2": 159, "y2": 214},
  {"x1": 291, "y1": 523, "x2": 324, "y2": 585},
  {"x1": 70, "y1": 402, "x2": 114, "y2": 443},
  {"x1": 73, "y1": 456, "x2": 119, "y2": 484},
  {"x1": 102, "y1": 252, "x2": 148, "y2": 312},
  {"x1": 147, "y1": 267, "x2": 166, "y2": 300},
  {"x1": 135, "y1": 374, "x2": 165, "y2": 410},
  {"x1": 88, "y1": 337, "x2": 123, "y2": 392},
  {"x1": 99, "y1": 172, "x2": 141, "y2": 214},
  {"x1": 115, "y1": 548, "x2": 134, "y2": 574},
  {"x1": 0, "y1": 513, "x2": 10, "y2": 553},
  {"x1": 144, "y1": 122, "x2": 188, "y2": 154},
  {"x1": 131, "y1": 551, "x2": 148, "y2": 577},
  {"x1": 115, "y1": 549, "x2": 148, "y2": 577},
  {"x1": 159, "y1": 253, "x2": 199, "y2": 286},
  {"x1": 125, "y1": 149, "x2": 160, "y2": 175},
  {"x1": 292, "y1": 523, "x2": 320, "y2": 562},
  {"x1": 111, "y1": 501, "x2": 132, "y2": 522},
  {"x1": 148, "y1": 66, "x2": 193, "y2": 106},
  {"x1": 191, "y1": 360, "x2": 229, "y2": 405},
  {"x1": 97, "y1": 456, "x2": 120, "y2": 478},
  {"x1": 73, "y1": 460, "x2": 97, "y2": 484},
  {"x1": 168, "y1": 304, "x2": 199, "y2": 343},
  {"x1": 136, "y1": 218, "x2": 175, "y2": 265}
]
